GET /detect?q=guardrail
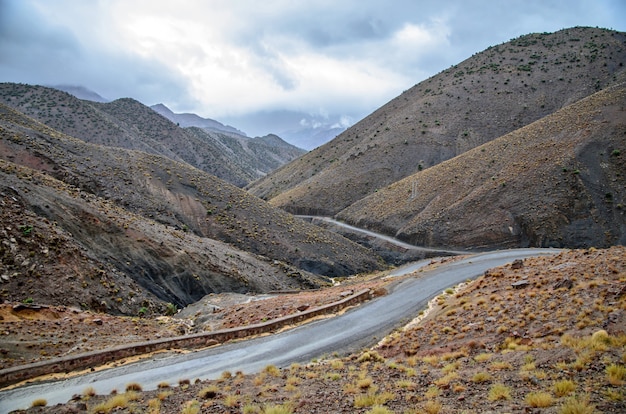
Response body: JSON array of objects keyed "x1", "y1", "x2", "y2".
[{"x1": 0, "y1": 288, "x2": 372, "y2": 388}]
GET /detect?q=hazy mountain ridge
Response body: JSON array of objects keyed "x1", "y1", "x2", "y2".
[
  {"x1": 52, "y1": 84, "x2": 110, "y2": 103},
  {"x1": 150, "y1": 103, "x2": 245, "y2": 135},
  {"x1": 0, "y1": 102, "x2": 383, "y2": 313},
  {"x1": 249, "y1": 27, "x2": 626, "y2": 218},
  {"x1": 0, "y1": 84, "x2": 305, "y2": 187}
]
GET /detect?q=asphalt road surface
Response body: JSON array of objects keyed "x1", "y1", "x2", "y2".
[{"x1": 0, "y1": 248, "x2": 559, "y2": 412}]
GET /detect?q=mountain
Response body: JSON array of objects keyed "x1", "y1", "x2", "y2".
[
  {"x1": 280, "y1": 125, "x2": 346, "y2": 151},
  {"x1": 52, "y1": 84, "x2": 110, "y2": 102},
  {"x1": 150, "y1": 103, "x2": 244, "y2": 135},
  {"x1": 222, "y1": 109, "x2": 348, "y2": 150},
  {"x1": 0, "y1": 103, "x2": 384, "y2": 314},
  {"x1": 249, "y1": 27, "x2": 626, "y2": 217},
  {"x1": 337, "y1": 82, "x2": 626, "y2": 250},
  {"x1": 0, "y1": 84, "x2": 305, "y2": 187}
]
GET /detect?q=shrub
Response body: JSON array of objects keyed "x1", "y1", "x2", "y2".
[
  {"x1": 164, "y1": 302, "x2": 177, "y2": 316},
  {"x1": 181, "y1": 400, "x2": 200, "y2": 414},
  {"x1": 423, "y1": 399, "x2": 443, "y2": 414},
  {"x1": 264, "y1": 364, "x2": 281, "y2": 377},
  {"x1": 558, "y1": 394, "x2": 595, "y2": 414},
  {"x1": 125, "y1": 382, "x2": 142, "y2": 392},
  {"x1": 525, "y1": 391, "x2": 554, "y2": 407},
  {"x1": 198, "y1": 385, "x2": 219, "y2": 399},
  {"x1": 606, "y1": 363, "x2": 626, "y2": 385},
  {"x1": 263, "y1": 402, "x2": 294, "y2": 414},
  {"x1": 474, "y1": 353, "x2": 492, "y2": 362},
  {"x1": 91, "y1": 394, "x2": 129, "y2": 413},
  {"x1": 82, "y1": 386, "x2": 97, "y2": 398},
  {"x1": 366, "y1": 406, "x2": 394, "y2": 414},
  {"x1": 488, "y1": 383, "x2": 512, "y2": 401},
  {"x1": 224, "y1": 394, "x2": 239, "y2": 408},
  {"x1": 30, "y1": 398, "x2": 47, "y2": 407},
  {"x1": 354, "y1": 391, "x2": 394, "y2": 408},
  {"x1": 472, "y1": 371, "x2": 492, "y2": 383},
  {"x1": 357, "y1": 376, "x2": 373, "y2": 389},
  {"x1": 553, "y1": 379, "x2": 576, "y2": 397}
]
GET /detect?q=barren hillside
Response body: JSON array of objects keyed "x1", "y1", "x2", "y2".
[
  {"x1": 249, "y1": 27, "x2": 626, "y2": 216},
  {"x1": 336, "y1": 82, "x2": 626, "y2": 250},
  {"x1": 0, "y1": 103, "x2": 383, "y2": 312},
  {"x1": 0, "y1": 84, "x2": 305, "y2": 187}
]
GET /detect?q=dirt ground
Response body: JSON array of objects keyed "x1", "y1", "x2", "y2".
[
  {"x1": 6, "y1": 247, "x2": 626, "y2": 413},
  {"x1": 0, "y1": 277, "x2": 391, "y2": 371}
]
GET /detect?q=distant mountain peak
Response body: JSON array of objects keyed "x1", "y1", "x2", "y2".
[
  {"x1": 52, "y1": 84, "x2": 109, "y2": 103},
  {"x1": 150, "y1": 103, "x2": 245, "y2": 136}
]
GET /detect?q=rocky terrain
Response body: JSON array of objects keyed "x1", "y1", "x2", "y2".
[
  {"x1": 0, "y1": 84, "x2": 306, "y2": 187},
  {"x1": 337, "y1": 82, "x2": 626, "y2": 250},
  {"x1": 0, "y1": 102, "x2": 384, "y2": 312},
  {"x1": 249, "y1": 27, "x2": 626, "y2": 225},
  {"x1": 7, "y1": 246, "x2": 625, "y2": 413}
]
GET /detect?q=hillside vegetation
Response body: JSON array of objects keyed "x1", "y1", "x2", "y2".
[
  {"x1": 0, "y1": 84, "x2": 305, "y2": 187},
  {"x1": 0, "y1": 103, "x2": 383, "y2": 313},
  {"x1": 249, "y1": 27, "x2": 626, "y2": 220}
]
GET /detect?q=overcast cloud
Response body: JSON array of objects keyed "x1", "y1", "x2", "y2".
[{"x1": 0, "y1": 0, "x2": 625, "y2": 137}]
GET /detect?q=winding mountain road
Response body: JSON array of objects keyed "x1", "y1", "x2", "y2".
[{"x1": 0, "y1": 248, "x2": 559, "y2": 412}]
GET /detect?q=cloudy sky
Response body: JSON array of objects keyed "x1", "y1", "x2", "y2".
[{"x1": 1, "y1": 0, "x2": 625, "y2": 139}]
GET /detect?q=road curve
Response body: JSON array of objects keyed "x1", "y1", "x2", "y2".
[
  {"x1": 297, "y1": 215, "x2": 468, "y2": 255},
  {"x1": 0, "y1": 248, "x2": 559, "y2": 412}
]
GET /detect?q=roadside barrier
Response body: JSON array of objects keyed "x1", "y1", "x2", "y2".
[{"x1": 0, "y1": 289, "x2": 372, "y2": 388}]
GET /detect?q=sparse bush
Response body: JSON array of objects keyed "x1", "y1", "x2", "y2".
[
  {"x1": 198, "y1": 385, "x2": 219, "y2": 399},
  {"x1": 30, "y1": 398, "x2": 47, "y2": 407},
  {"x1": 164, "y1": 302, "x2": 177, "y2": 316},
  {"x1": 91, "y1": 393, "x2": 129, "y2": 413},
  {"x1": 264, "y1": 364, "x2": 281, "y2": 377},
  {"x1": 125, "y1": 382, "x2": 142, "y2": 392},
  {"x1": 472, "y1": 371, "x2": 492, "y2": 383},
  {"x1": 224, "y1": 394, "x2": 239, "y2": 408},
  {"x1": 558, "y1": 394, "x2": 595, "y2": 414},
  {"x1": 263, "y1": 402, "x2": 294, "y2": 414},
  {"x1": 488, "y1": 383, "x2": 512, "y2": 401},
  {"x1": 180, "y1": 399, "x2": 200, "y2": 414},
  {"x1": 147, "y1": 398, "x2": 161, "y2": 414},
  {"x1": 423, "y1": 399, "x2": 443, "y2": 414},
  {"x1": 82, "y1": 386, "x2": 97, "y2": 398},
  {"x1": 474, "y1": 352, "x2": 492, "y2": 362},
  {"x1": 525, "y1": 391, "x2": 554, "y2": 407},
  {"x1": 354, "y1": 391, "x2": 394, "y2": 408},
  {"x1": 365, "y1": 405, "x2": 394, "y2": 414},
  {"x1": 553, "y1": 379, "x2": 576, "y2": 397},
  {"x1": 606, "y1": 363, "x2": 626, "y2": 385}
]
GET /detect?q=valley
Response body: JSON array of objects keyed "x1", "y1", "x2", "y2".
[{"x1": 0, "y1": 26, "x2": 625, "y2": 413}]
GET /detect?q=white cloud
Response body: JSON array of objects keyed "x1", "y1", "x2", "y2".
[{"x1": 1, "y1": 0, "x2": 624, "y2": 134}]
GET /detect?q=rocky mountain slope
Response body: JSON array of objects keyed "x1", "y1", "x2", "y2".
[
  {"x1": 337, "y1": 82, "x2": 626, "y2": 250},
  {"x1": 0, "y1": 103, "x2": 383, "y2": 313},
  {"x1": 0, "y1": 84, "x2": 305, "y2": 187},
  {"x1": 249, "y1": 27, "x2": 626, "y2": 217}
]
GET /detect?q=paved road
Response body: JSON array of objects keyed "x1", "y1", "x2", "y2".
[{"x1": 0, "y1": 248, "x2": 559, "y2": 412}]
